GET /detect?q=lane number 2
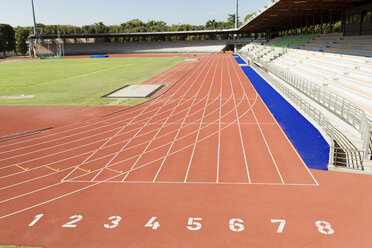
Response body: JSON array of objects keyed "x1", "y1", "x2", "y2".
[{"x1": 62, "y1": 215, "x2": 83, "y2": 228}]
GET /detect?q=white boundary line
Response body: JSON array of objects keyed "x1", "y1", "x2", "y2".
[
  {"x1": 64, "y1": 180, "x2": 319, "y2": 186},
  {"x1": 121, "y1": 55, "x2": 218, "y2": 182},
  {"x1": 231, "y1": 56, "x2": 285, "y2": 184},
  {"x1": 152, "y1": 55, "x2": 218, "y2": 182},
  {"x1": 0, "y1": 59, "x2": 258, "y2": 205},
  {"x1": 0, "y1": 55, "x2": 318, "y2": 222},
  {"x1": 248, "y1": 66, "x2": 319, "y2": 185},
  {"x1": 225, "y1": 55, "x2": 252, "y2": 184},
  {"x1": 0, "y1": 60, "x2": 195, "y2": 152},
  {"x1": 184, "y1": 55, "x2": 220, "y2": 183}
]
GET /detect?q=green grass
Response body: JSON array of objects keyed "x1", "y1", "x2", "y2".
[
  {"x1": 0, "y1": 246, "x2": 40, "y2": 248},
  {"x1": 0, "y1": 57, "x2": 184, "y2": 106}
]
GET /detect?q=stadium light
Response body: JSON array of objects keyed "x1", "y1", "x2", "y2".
[
  {"x1": 31, "y1": 0, "x2": 38, "y2": 36},
  {"x1": 234, "y1": 0, "x2": 238, "y2": 53},
  {"x1": 235, "y1": 0, "x2": 239, "y2": 29}
]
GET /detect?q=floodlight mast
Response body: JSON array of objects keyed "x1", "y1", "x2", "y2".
[
  {"x1": 235, "y1": 0, "x2": 238, "y2": 29},
  {"x1": 31, "y1": 0, "x2": 38, "y2": 37},
  {"x1": 234, "y1": 0, "x2": 238, "y2": 53}
]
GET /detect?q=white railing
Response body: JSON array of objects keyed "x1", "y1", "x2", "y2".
[{"x1": 239, "y1": 51, "x2": 370, "y2": 170}]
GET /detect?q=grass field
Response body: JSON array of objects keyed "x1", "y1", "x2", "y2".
[{"x1": 0, "y1": 57, "x2": 184, "y2": 106}]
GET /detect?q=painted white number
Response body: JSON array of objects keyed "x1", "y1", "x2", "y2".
[
  {"x1": 271, "y1": 219, "x2": 286, "y2": 233},
  {"x1": 187, "y1": 217, "x2": 202, "y2": 231},
  {"x1": 315, "y1": 221, "x2": 334, "y2": 235},
  {"x1": 229, "y1": 218, "x2": 244, "y2": 232},
  {"x1": 145, "y1": 217, "x2": 160, "y2": 230},
  {"x1": 28, "y1": 214, "x2": 44, "y2": 227},
  {"x1": 62, "y1": 215, "x2": 83, "y2": 228},
  {"x1": 104, "y1": 216, "x2": 122, "y2": 229}
]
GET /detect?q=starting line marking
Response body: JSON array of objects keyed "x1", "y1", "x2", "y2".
[
  {"x1": 16, "y1": 165, "x2": 29, "y2": 171},
  {"x1": 64, "y1": 180, "x2": 318, "y2": 186},
  {"x1": 75, "y1": 166, "x2": 91, "y2": 173},
  {"x1": 105, "y1": 167, "x2": 123, "y2": 174}
]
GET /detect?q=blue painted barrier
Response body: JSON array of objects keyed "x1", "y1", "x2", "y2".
[
  {"x1": 91, "y1": 55, "x2": 109, "y2": 58},
  {"x1": 240, "y1": 65, "x2": 329, "y2": 170},
  {"x1": 234, "y1": 56, "x2": 247, "y2": 65}
]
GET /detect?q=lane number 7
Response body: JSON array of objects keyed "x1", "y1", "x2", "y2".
[{"x1": 271, "y1": 219, "x2": 286, "y2": 233}]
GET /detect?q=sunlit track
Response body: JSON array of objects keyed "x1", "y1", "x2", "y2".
[
  {"x1": 0, "y1": 72, "x2": 260, "y2": 208},
  {"x1": 0, "y1": 94, "x2": 236, "y2": 190},
  {"x1": 0, "y1": 54, "x2": 318, "y2": 223},
  {"x1": 0, "y1": 59, "x2": 197, "y2": 152},
  {"x1": 0, "y1": 58, "x2": 211, "y2": 163},
  {"x1": 0, "y1": 55, "x2": 218, "y2": 188},
  {"x1": 0, "y1": 54, "x2": 244, "y2": 200},
  {"x1": 0, "y1": 56, "x2": 216, "y2": 178},
  {"x1": 228, "y1": 55, "x2": 319, "y2": 185},
  {"x1": 91, "y1": 55, "x2": 218, "y2": 182},
  {"x1": 224, "y1": 55, "x2": 251, "y2": 183}
]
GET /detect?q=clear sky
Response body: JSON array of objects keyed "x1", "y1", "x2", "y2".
[{"x1": 0, "y1": 0, "x2": 268, "y2": 27}]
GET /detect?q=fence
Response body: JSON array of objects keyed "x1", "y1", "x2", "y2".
[{"x1": 239, "y1": 51, "x2": 369, "y2": 170}]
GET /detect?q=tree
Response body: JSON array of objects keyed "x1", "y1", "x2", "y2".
[
  {"x1": 244, "y1": 12, "x2": 256, "y2": 22},
  {"x1": 15, "y1": 27, "x2": 30, "y2": 56},
  {"x1": 0, "y1": 24, "x2": 15, "y2": 57}
]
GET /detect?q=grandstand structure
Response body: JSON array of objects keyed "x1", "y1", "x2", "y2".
[
  {"x1": 29, "y1": 0, "x2": 372, "y2": 173},
  {"x1": 237, "y1": 0, "x2": 372, "y2": 174}
]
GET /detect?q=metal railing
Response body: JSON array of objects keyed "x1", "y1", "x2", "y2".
[{"x1": 243, "y1": 55, "x2": 367, "y2": 170}]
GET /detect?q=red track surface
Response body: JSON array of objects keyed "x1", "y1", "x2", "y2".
[
  {"x1": 0, "y1": 54, "x2": 372, "y2": 247},
  {"x1": 0, "y1": 106, "x2": 124, "y2": 137}
]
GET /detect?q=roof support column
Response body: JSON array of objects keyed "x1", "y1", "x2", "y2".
[
  {"x1": 320, "y1": 16, "x2": 323, "y2": 34},
  {"x1": 313, "y1": 16, "x2": 315, "y2": 34},
  {"x1": 306, "y1": 16, "x2": 309, "y2": 34},
  {"x1": 341, "y1": 10, "x2": 345, "y2": 36},
  {"x1": 330, "y1": 11, "x2": 333, "y2": 33}
]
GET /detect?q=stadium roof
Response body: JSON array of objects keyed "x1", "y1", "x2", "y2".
[{"x1": 239, "y1": 0, "x2": 368, "y2": 32}]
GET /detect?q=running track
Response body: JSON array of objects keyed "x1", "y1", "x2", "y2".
[{"x1": 1, "y1": 54, "x2": 372, "y2": 247}]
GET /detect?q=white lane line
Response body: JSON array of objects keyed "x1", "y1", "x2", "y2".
[
  {"x1": 122, "y1": 56, "x2": 218, "y2": 183},
  {"x1": 0, "y1": 92, "x2": 254, "y2": 216},
  {"x1": 65, "y1": 180, "x2": 319, "y2": 186},
  {"x1": 153, "y1": 55, "x2": 217, "y2": 182},
  {"x1": 0, "y1": 92, "x2": 250, "y2": 204},
  {"x1": 0, "y1": 94, "x2": 210, "y2": 171},
  {"x1": 184, "y1": 55, "x2": 220, "y2": 183},
  {"x1": 64, "y1": 86, "x2": 164, "y2": 182},
  {"x1": 0, "y1": 60, "x2": 206, "y2": 169},
  {"x1": 248, "y1": 67, "x2": 319, "y2": 186},
  {"x1": 230, "y1": 56, "x2": 285, "y2": 184},
  {"x1": 0, "y1": 56, "x2": 262, "y2": 219},
  {"x1": 0, "y1": 60, "x2": 194, "y2": 152},
  {"x1": 216, "y1": 54, "x2": 224, "y2": 183},
  {"x1": 0, "y1": 57, "x2": 215, "y2": 202},
  {"x1": 225, "y1": 55, "x2": 251, "y2": 183},
  {"x1": 152, "y1": 55, "x2": 219, "y2": 182},
  {"x1": 0, "y1": 93, "x2": 222, "y2": 186},
  {"x1": 93, "y1": 56, "x2": 215, "y2": 182}
]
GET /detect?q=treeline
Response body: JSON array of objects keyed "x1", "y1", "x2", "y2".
[{"x1": 1, "y1": 14, "x2": 253, "y2": 57}]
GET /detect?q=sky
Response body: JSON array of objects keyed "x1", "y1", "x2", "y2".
[{"x1": 0, "y1": 0, "x2": 268, "y2": 27}]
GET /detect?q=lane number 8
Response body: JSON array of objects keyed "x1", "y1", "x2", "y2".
[{"x1": 315, "y1": 221, "x2": 334, "y2": 235}]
